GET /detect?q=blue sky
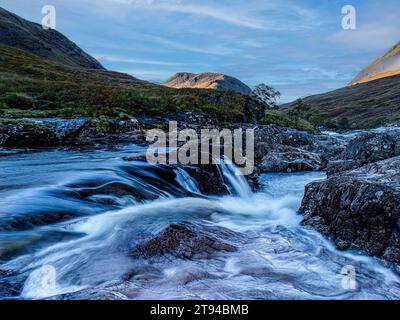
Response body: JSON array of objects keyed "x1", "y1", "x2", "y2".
[{"x1": 2, "y1": 0, "x2": 400, "y2": 102}]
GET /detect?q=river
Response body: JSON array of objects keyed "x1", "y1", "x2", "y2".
[{"x1": 1, "y1": 144, "x2": 400, "y2": 300}]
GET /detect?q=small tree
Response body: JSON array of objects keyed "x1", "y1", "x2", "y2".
[
  {"x1": 252, "y1": 84, "x2": 281, "y2": 109},
  {"x1": 338, "y1": 117, "x2": 350, "y2": 130}
]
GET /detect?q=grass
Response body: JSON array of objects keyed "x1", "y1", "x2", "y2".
[
  {"x1": 0, "y1": 44, "x2": 267, "y2": 123},
  {"x1": 261, "y1": 110, "x2": 315, "y2": 132},
  {"x1": 281, "y1": 74, "x2": 400, "y2": 129}
]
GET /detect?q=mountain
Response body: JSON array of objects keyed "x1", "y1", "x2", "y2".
[
  {"x1": 350, "y1": 42, "x2": 400, "y2": 85},
  {"x1": 164, "y1": 72, "x2": 252, "y2": 95},
  {"x1": 281, "y1": 74, "x2": 400, "y2": 128},
  {"x1": 0, "y1": 7, "x2": 104, "y2": 69}
]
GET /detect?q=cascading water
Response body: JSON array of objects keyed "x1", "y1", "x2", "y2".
[{"x1": 1, "y1": 145, "x2": 400, "y2": 300}]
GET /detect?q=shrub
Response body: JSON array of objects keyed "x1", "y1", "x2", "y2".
[{"x1": 0, "y1": 92, "x2": 36, "y2": 109}]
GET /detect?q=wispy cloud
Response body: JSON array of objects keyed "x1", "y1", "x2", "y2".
[{"x1": 93, "y1": 53, "x2": 184, "y2": 66}]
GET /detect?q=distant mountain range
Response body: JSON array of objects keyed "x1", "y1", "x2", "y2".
[
  {"x1": 164, "y1": 72, "x2": 252, "y2": 95},
  {"x1": 0, "y1": 7, "x2": 104, "y2": 69},
  {"x1": 350, "y1": 42, "x2": 400, "y2": 86}
]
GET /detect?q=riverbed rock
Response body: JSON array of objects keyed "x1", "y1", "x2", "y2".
[
  {"x1": 259, "y1": 144, "x2": 325, "y2": 173},
  {"x1": 0, "y1": 121, "x2": 59, "y2": 147},
  {"x1": 300, "y1": 156, "x2": 400, "y2": 264},
  {"x1": 341, "y1": 132, "x2": 398, "y2": 163},
  {"x1": 326, "y1": 159, "x2": 364, "y2": 177},
  {"x1": 130, "y1": 222, "x2": 237, "y2": 260}
]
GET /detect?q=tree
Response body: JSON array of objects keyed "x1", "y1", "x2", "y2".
[
  {"x1": 252, "y1": 84, "x2": 281, "y2": 109},
  {"x1": 338, "y1": 117, "x2": 350, "y2": 130}
]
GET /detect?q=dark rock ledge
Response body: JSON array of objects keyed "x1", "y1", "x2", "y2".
[{"x1": 300, "y1": 156, "x2": 400, "y2": 264}]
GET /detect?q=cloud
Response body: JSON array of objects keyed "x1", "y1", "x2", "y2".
[
  {"x1": 84, "y1": 0, "x2": 320, "y2": 31},
  {"x1": 121, "y1": 68, "x2": 177, "y2": 80},
  {"x1": 93, "y1": 53, "x2": 184, "y2": 66}
]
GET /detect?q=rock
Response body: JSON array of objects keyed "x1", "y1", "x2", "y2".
[
  {"x1": 260, "y1": 144, "x2": 325, "y2": 173},
  {"x1": 183, "y1": 164, "x2": 230, "y2": 195},
  {"x1": 130, "y1": 222, "x2": 237, "y2": 260},
  {"x1": 0, "y1": 121, "x2": 59, "y2": 147},
  {"x1": 341, "y1": 132, "x2": 397, "y2": 163},
  {"x1": 326, "y1": 159, "x2": 364, "y2": 177},
  {"x1": 164, "y1": 112, "x2": 216, "y2": 127},
  {"x1": 300, "y1": 156, "x2": 400, "y2": 264},
  {"x1": 255, "y1": 125, "x2": 315, "y2": 149}
]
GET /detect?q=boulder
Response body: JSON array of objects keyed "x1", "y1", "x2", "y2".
[
  {"x1": 326, "y1": 159, "x2": 364, "y2": 177},
  {"x1": 259, "y1": 144, "x2": 325, "y2": 173},
  {"x1": 300, "y1": 156, "x2": 400, "y2": 264},
  {"x1": 130, "y1": 222, "x2": 237, "y2": 260},
  {"x1": 341, "y1": 132, "x2": 398, "y2": 163}
]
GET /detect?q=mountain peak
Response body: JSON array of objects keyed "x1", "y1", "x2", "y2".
[
  {"x1": 349, "y1": 41, "x2": 400, "y2": 86},
  {"x1": 0, "y1": 6, "x2": 104, "y2": 69},
  {"x1": 164, "y1": 72, "x2": 252, "y2": 95}
]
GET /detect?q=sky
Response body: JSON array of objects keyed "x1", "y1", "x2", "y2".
[{"x1": 1, "y1": 0, "x2": 400, "y2": 103}]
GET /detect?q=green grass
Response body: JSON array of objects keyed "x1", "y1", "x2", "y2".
[
  {"x1": 281, "y1": 74, "x2": 400, "y2": 129},
  {"x1": 0, "y1": 44, "x2": 269, "y2": 124},
  {"x1": 261, "y1": 110, "x2": 315, "y2": 132}
]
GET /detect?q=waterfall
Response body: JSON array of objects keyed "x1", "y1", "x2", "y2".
[
  {"x1": 175, "y1": 168, "x2": 200, "y2": 194},
  {"x1": 218, "y1": 159, "x2": 252, "y2": 199}
]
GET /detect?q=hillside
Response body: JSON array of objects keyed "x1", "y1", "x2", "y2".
[
  {"x1": 164, "y1": 72, "x2": 252, "y2": 95},
  {"x1": 0, "y1": 44, "x2": 266, "y2": 122},
  {"x1": 0, "y1": 7, "x2": 104, "y2": 69},
  {"x1": 281, "y1": 74, "x2": 400, "y2": 129},
  {"x1": 350, "y1": 42, "x2": 400, "y2": 86}
]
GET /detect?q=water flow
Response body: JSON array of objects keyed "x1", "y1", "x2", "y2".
[
  {"x1": 0, "y1": 147, "x2": 400, "y2": 300},
  {"x1": 218, "y1": 159, "x2": 253, "y2": 199}
]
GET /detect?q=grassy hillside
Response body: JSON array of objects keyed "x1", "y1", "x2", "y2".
[
  {"x1": 0, "y1": 7, "x2": 104, "y2": 69},
  {"x1": 0, "y1": 44, "x2": 267, "y2": 122},
  {"x1": 281, "y1": 74, "x2": 400, "y2": 129}
]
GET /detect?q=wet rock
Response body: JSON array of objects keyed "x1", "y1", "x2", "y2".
[
  {"x1": 255, "y1": 125, "x2": 315, "y2": 149},
  {"x1": 130, "y1": 222, "x2": 237, "y2": 260},
  {"x1": 300, "y1": 156, "x2": 400, "y2": 264},
  {"x1": 326, "y1": 159, "x2": 364, "y2": 177},
  {"x1": 341, "y1": 132, "x2": 398, "y2": 164},
  {"x1": 260, "y1": 145, "x2": 325, "y2": 173},
  {"x1": 183, "y1": 164, "x2": 229, "y2": 195},
  {"x1": 0, "y1": 122, "x2": 59, "y2": 147},
  {"x1": 164, "y1": 112, "x2": 217, "y2": 127}
]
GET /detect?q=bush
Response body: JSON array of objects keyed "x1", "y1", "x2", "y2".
[{"x1": 0, "y1": 93, "x2": 36, "y2": 109}]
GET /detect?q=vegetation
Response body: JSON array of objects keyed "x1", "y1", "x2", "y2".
[
  {"x1": 261, "y1": 110, "x2": 315, "y2": 132},
  {"x1": 0, "y1": 44, "x2": 268, "y2": 124},
  {"x1": 281, "y1": 75, "x2": 400, "y2": 129}
]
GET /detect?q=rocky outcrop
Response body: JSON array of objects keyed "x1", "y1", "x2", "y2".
[
  {"x1": 254, "y1": 124, "x2": 347, "y2": 173},
  {"x1": 164, "y1": 72, "x2": 252, "y2": 95},
  {"x1": 326, "y1": 130, "x2": 400, "y2": 176},
  {"x1": 260, "y1": 144, "x2": 325, "y2": 173},
  {"x1": 0, "y1": 121, "x2": 59, "y2": 147},
  {"x1": 300, "y1": 156, "x2": 400, "y2": 264},
  {"x1": 0, "y1": 7, "x2": 104, "y2": 69},
  {"x1": 130, "y1": 222, "x2": 237, "y2": 260}
]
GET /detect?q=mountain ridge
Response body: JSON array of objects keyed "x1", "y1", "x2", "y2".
[
  {"x1": 350, "y1": 41, "x2": 400, "y2": 86},
  {"x1": 0, "y1": 7, "x2": 104, "y2": 69},
  {"x1": 164, "y1": 72, "x2": 252, "y2": 95}
]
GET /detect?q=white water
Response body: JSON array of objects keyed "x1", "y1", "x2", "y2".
[{"x1": 1, "y1": 147, "x2": 400, "y2": 300}]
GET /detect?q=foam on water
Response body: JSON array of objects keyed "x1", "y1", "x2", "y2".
[{"x1": 1, "y1": 147, "x2": 400, "y2": 300}]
